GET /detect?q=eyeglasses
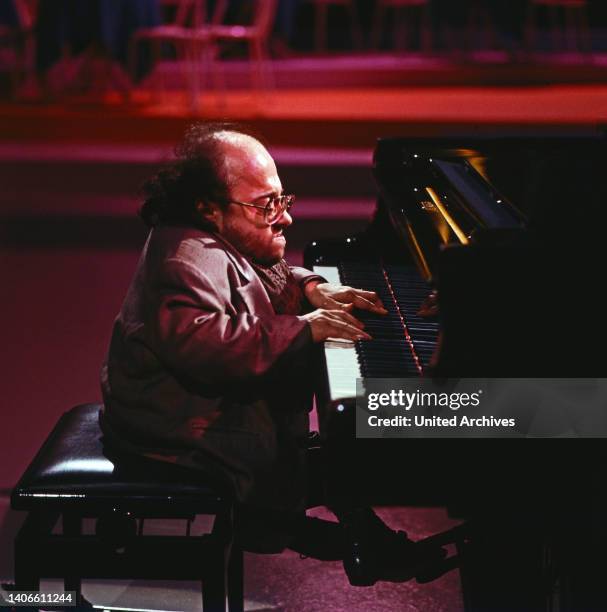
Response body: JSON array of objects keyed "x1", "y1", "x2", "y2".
[{"x1": 227, "y1": 194, "x2": 295, "y2": 225}]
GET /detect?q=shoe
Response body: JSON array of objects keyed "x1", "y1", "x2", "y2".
[
  {"x1": 341, "y1": 510, "x2": 447, "y2": 587},
  {"x1": 288, "y1": 516, "x2": 344, "y2": 561},
  {"x1": 236, "y1": 509, "x2": 344, "y2": 557}
]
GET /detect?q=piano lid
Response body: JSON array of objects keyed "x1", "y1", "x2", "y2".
[{"x1": 372, "y1": 135, "x2": 606, "y2": 282}]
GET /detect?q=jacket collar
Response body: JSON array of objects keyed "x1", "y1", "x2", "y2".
[
  {"x1": 203, "y1": 230, "x2": 255, "y2": 283},
  {"x1": 151, "y1": 225, "x2": 257, "y2": 283},
  {"x1": 202, "y1": 230, "x2": 274, "y2": 315}
]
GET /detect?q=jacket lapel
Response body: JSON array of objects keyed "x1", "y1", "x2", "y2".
[{"x1": 211, "y1": 233, "x2": 275, "y2": 317}]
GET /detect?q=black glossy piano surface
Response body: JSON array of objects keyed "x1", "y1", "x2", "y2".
[
  {"x1": 305, "y1": 133, "x2": 607, "y2": 611},
  {"x1": 307, "y1": 135, "x2": 607, "y2": 496},
  {"x1": 307, "y1": 134, "x2": 607, "y2": 388}
]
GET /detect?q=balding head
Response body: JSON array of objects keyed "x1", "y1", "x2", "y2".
[
  {"x1": 139, "y1": 121, "x2": 290, "y2": 265},
  {"x1": 212, "y1": 131, "x2": 277, "y2": 196},
  {"x1": 139, "y1": 122, "x2": 268, "y2": 228}
]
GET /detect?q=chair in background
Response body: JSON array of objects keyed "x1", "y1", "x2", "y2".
[
  {"x1": 187, "y1": 0, "x2": 278, "y2": 98},
  {"x1": 128, "y1": 0, "x2": 210, "y2": 99},
  {"x1": 309, "y1": 0, "x2": 362, "y2": 54},
  {"x1": 465, "y1": 0, "x2": 497, "y2": 53},
  {"x1": 525, "y1": 0, "x2": 591, "y2": 53},
  {"x1": 0, "y1": 0, "x2": 36, "y2": 98},
  {"x1": 371, "y1": 0, "x2": 432, "y2": 52}
]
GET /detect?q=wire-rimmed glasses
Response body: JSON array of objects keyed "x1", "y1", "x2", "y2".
[{"x1": 228, "y1": 194, "x2": 295, "y2": 225}]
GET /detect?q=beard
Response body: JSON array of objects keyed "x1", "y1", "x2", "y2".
[{"x1": 223, "y1": 219, "x2": 287, "y2": 266}]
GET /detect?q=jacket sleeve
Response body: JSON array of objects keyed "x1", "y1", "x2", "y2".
[
  {"x1": 289, "y1": 265, "x2": 327, "y2": 289},
  {"x1": 148, "y1": 259, "x2": 311, "y2": 385}
]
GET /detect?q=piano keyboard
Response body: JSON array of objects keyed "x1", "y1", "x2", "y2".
[{"x1": 313, "y1": 263, "x2": 439, "y2": 404}]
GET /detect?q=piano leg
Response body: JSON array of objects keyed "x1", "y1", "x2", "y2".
[
  {"x1": 457, "y1": 502, "x2": 607, "y2": 612},
  {"x1": 458, "y1": 519, "x2": 551, "y2": 612}
]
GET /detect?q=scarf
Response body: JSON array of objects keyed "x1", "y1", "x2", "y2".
[{"x1": 251, "y1": 259, "x2": 304, "y2": 316}]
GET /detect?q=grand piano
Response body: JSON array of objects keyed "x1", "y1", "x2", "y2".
[{"x1": 305, "y1": 134, "x2": 607, "y2": 611}]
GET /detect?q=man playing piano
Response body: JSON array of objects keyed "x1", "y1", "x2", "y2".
[{"x1": 100, "y1": 122, "x2": 445, "y2": 586}]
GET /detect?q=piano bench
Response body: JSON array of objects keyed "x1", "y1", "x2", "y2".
[{"x1": 10, "y1": 403, "x2": 244, "y2": 612}]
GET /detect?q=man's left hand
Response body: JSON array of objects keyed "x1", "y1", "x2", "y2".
[{"x1": 304, "y1": 282, "x2": 388, "y2": 315}]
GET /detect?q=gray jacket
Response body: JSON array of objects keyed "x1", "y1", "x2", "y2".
[{"x1": 100, "y1": 225, "x2": 319, "y2": 511}]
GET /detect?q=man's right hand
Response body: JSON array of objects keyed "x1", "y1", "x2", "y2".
[{"x1": 300, "y1": 308, "x2": 372, "y2": 343}]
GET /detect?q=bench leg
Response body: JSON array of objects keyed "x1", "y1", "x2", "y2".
[
  {"x1": 202, "y1": 542, "x2": 228, "y2": 612},
  {"x1": 14, "y1": 510, "x2": 61, "y2": 612},
  {"x1": 15, "y1": 510, "x2": 60, "y2": 589},
  {"x1": 202, "y1": 541, "x2": 243, "y2": 612},
  {"x1": 62, "y1": 513, "x2": 83, "y2": 604},
  {"x1": 227, "y1": 544, "x2": 244, "y2": 612},
  {"x1": 202, "y1": 506, "x2": 244, "y2": 612}
]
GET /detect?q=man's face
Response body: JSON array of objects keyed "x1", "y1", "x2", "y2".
[{"x1": 210, "y1": 134, "x2": 292, "y2": 266}]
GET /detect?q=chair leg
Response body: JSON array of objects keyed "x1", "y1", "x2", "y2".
[
  {"x1": 371, "y1": 4, "x2": 385, "y2": 50},
  {"x1": 395, "y1": 7, "x2": 407, "y2": 51},
  {"x1": 315, "y1": 3, "x2": 329, "y2": 53},
  {"x1": 184, "y1": 39, "x2": 201, "y2": 112},
  {"x1": 209, "y1": 45, "x2": 228, "y2": 110},
  {"x1": 421, "y1": 5, "x2": 433, "y2": 53},
  {"x1": 250, "y1": 39, "x2": 272, "y2": 91},
  {"x1": 524, "y1": 3, "x2": 538, "y2": 54},
  {"x1": 152, "y1": 39, "x2": 164, "y2": 102},
  {"x1": 249, "y1": 40, "x2": 261, "y2": 91},
  {"x1": 127, "y1": 37, "x2": 139, "y2": 101},
  {"x1": 549, "y1": 5, "x2": 562, "y2": 51},
  {"x1": 262, "y1": 41, "x2": 274, "y2": 90},
  {"x1": 348, "y1": 1, "x2": 363, "y2": 51},
  {"x1": 578, "y1": 5, "x2": 592, "y2": 54},
  {"x1": 565, "y1": 5, "x2": 590, "y2": 54},
  {"x1": 564, "y1": 6, "x2": 576, "y2": 52}
]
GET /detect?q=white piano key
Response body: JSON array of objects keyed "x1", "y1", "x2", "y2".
[
  {"x1": 314, "y1": 266, "x2": 361, "y2": 402},
  {"x1": 324, "y1": 340, "x2": 361, "y2": 402},
  {"x1": 313, "y1": 265, "x2": 341, "y2": 285}
]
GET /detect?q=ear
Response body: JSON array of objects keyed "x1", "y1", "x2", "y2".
[{"x1": 196, "y1": 200, "x2": 224, "y2": 231}]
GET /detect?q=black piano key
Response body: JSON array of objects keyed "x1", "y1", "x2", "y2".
[{"x1": 338, "y1": 262, "x2": 438, "y2": 376}]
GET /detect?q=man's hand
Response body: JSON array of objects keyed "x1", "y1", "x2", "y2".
[
  {"x1": 300, "y1": 309, "x2": 373, "y2": 343},
  {"x1": 417, "y1": 290, "x2": 438, "y2": 318},
  {"x1": 304, "y1": 282, "x2": 388, "y2": 315}
]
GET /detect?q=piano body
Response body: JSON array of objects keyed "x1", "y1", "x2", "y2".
[
  {"x1": 307, "y1": 134, "x2": 606, "y2": 424},
  {"x1": 305, "y1": 134, "x2": 607, "y2": 611}
]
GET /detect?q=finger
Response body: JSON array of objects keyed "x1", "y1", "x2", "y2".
[
  {"x1": 347, "y1": 289, "x2": 388, "y2": 314},
  {"x1": 329, "y1": 319, "x2": 372, "y2": 341},
  {"x1": 348, "y1": 288, "x2": 379, "y2": 301},
  {"x1": 324, "y1": 297, "x2": 354, "y2": 311},
  {"x1": 352, "y1": 289, "x2": 378, "y2": 299},
  {"x1": 333, "y1": 316, "x2": 372, "y2": 340},
  {"x1": 350, "y1": 293, "x2": 388, "y2": 314},
  {"x1": 417, "y1": 292, "x2": 439, "y2": 318},
  {"x1": 359, "y1": 291, "x2": 388, "y2": 313},
  {"x1": 327, "y1": 309, "x2": 366, "y2": 330},
  {"x1": 417, "y1": 303, "x2": 438, "y2": 318}
]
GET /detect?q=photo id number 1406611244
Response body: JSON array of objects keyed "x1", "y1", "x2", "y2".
[{"x1": 0, "y1": 590, "x2": 76, "y2": 607}]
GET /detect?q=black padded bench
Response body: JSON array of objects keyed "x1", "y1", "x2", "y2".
[{"x1": 11, "y1": 403, "x2": 244, "y2": 611}]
